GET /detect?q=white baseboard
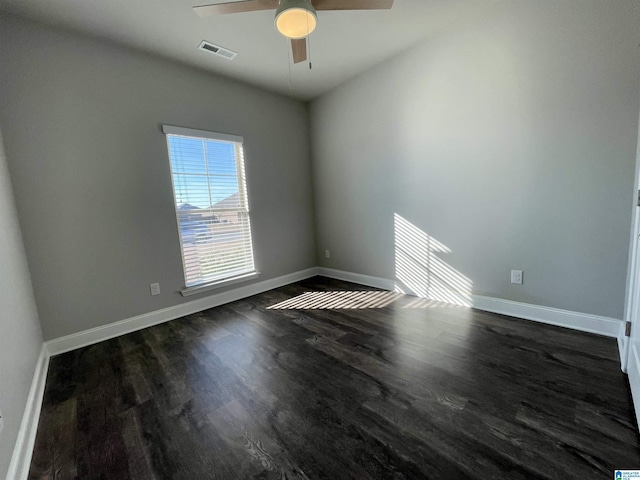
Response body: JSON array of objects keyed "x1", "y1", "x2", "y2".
[
  {"x1": 46, "y1": 268, "x2": 318, "y2": 356},
  {"x1": 318, "y1": 267, "x2": 622, "y2": 339},
  {"x1": 628, "y1": 342, "x2": 640, "y2": 432},
  {"x1": 317, "y1": 267, "x2": 395, "y2": 290},
  {"x1": 46, "y1": 265, "x2": 623, "y2": 357},
  {"x1": 45, "y1": 265, "x2": 624, "y2": 355},
  {"x1": 6, "y1": 346, "x2": 50, "y2": 480},
  {"x1": 471, "y1": 295, "x2": 621, "y2": 338}
]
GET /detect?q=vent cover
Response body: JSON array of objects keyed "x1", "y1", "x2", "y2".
[{"x1": 198, "y1": 41, "x2": 237, "y2": 60}]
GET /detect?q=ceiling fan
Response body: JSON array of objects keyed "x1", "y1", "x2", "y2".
[{"x1": 193, "y1": 0, "x2": 395, "y2": 64}]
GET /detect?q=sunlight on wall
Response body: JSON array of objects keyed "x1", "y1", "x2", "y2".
[
  {"x1": 267, "y1": 290, "x2": 401, "y2": 310},
  {"x1": 394, "y1": 214, "x2": 472, "y2": 307}
]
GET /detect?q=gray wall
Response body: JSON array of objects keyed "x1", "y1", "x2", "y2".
[
  {"x1": 310, "y1": 0, "x2": 640, "y2": 319},
  {"x1": 0, "y1": 126, "x2": 43, "y2": 478},
  {"x1": 0, "y1": 16, "x2": 316, "y2": 341}
]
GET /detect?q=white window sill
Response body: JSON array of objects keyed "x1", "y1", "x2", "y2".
[{"x1": 181, "y1": 271, "x2": 260, "y2": 297}]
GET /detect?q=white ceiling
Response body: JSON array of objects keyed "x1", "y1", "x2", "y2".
[{"x1": 0, "y1": 0, "x2": 499, "y2": 100}]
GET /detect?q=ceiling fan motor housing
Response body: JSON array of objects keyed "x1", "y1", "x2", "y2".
[{"x1": 275, "y1": 0, "x2": 317, "y2": 39}]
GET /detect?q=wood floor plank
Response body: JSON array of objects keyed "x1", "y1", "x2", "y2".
[{"x1": 29, "y1": 276, "x2": 640, "y2": 479}]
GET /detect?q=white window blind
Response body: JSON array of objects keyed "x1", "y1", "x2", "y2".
[{"x1": 163, "y1": 125, "x2": 256, "y2": 289}]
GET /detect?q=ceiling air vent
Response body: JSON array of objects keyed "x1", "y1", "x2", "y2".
[{"x1": 198, "y1": 41, "x2": 237, "y2": 60}]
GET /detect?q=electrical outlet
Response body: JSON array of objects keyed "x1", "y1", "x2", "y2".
[
  {"x1": 325, "y1": 250, "x2": 330, "y2": 259},
  {"x1": 150, "y1": 283, "x2": 161, "y2": 296},
  {"x1": 510, "y1": 270, "x2": 523, "y2": 285}
]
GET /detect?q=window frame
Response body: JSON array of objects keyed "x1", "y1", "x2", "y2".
[{"x1": 163, "y1": 124, "x2": 258, "y2": 296}]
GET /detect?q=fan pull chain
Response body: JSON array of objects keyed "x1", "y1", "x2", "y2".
[
  {"x1": 286, "y1": 37, "x2": 293, "y2": 90},
  {"x1": 306, "y1": 13, "x2": 312, "y2": 70}
]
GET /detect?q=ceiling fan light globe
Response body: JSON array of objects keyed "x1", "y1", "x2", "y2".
[{"x1": 275, "y1": 0, "x2": 317, "y2": 39}]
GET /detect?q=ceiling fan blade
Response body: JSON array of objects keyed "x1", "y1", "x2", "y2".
[
  {"x1": 291, "y1": 38, "x2": 307, "y2": 64},
  {"x1": 194, "y1": 0, "x2": 279, "y2": 16},
  {"x1": 313, "y1": 0, "x2": 394, "y2": 10}
]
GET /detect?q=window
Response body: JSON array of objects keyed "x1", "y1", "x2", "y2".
[{"x1": 163, "y1": 125, "x2": 256, "y2": 292}]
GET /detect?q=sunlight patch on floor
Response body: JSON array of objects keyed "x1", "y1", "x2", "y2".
[{"x1": 267, "y1": 290, "x2": 402, "y2": 309}]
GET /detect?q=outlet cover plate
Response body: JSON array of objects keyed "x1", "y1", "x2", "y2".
[
  {"x1": 150, "y1": 283, "x2": 161, "y2": 296},
  {"x1": 510, "y1": 270, "x2": 523, "y2": 285}
]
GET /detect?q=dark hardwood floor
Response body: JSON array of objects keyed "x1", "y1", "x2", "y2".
[{"x1": 29, "y1": 277, "x2": 640, "y2": 479}]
